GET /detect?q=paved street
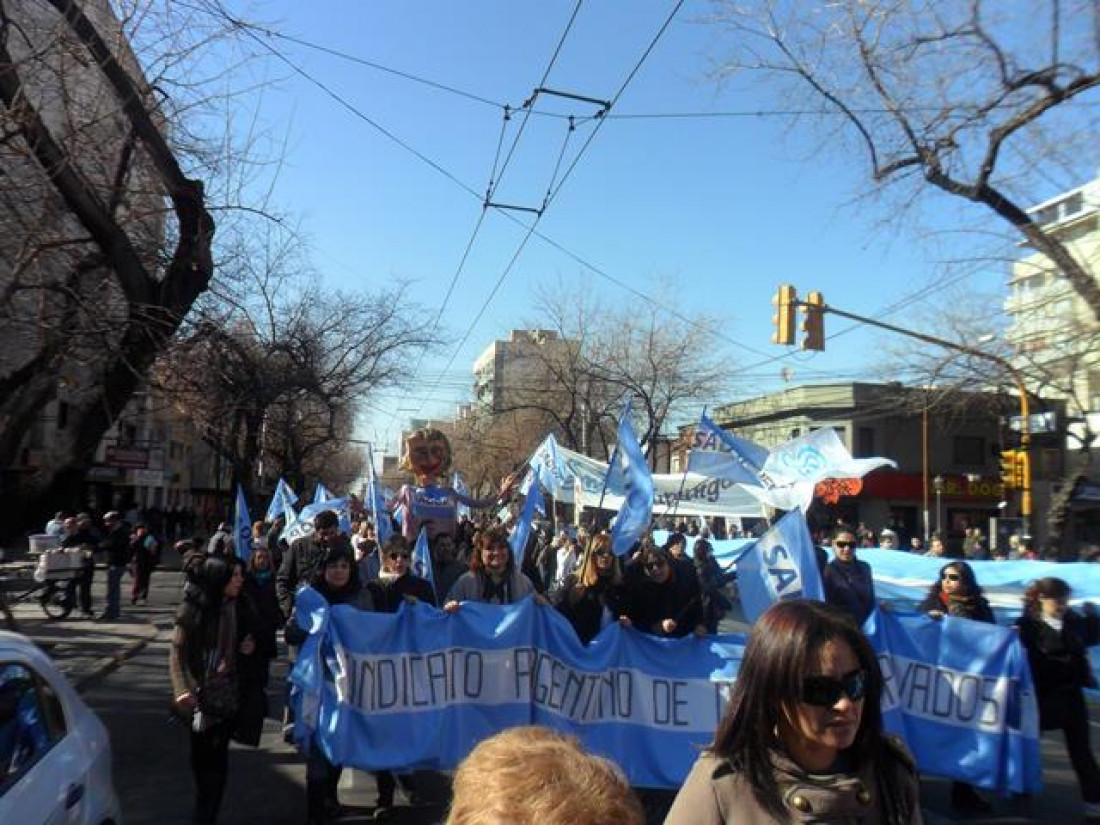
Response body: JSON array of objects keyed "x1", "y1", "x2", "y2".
[{"x1": 2, "y1": 552, "x2": 1097, "y2": 824}]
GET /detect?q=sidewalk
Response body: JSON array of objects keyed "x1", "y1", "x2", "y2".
[{"x1": 0, "y1": 535, "x2": 164, "y2": 691}]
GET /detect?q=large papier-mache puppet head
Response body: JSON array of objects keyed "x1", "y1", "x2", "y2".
[{"x1": 401, "y1": 427, "x2": 453, "y2": 486}]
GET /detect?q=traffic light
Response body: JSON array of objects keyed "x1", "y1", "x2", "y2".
[
  {"x1": 1000, "y1": 449, "x2": 1022, "y2": 490},
  {"x1": 800, "y1": 290, "x2": 825, "y2": 351},
  {"x1": 772, "y1": 284, "x2": 797, "y2": 346}
]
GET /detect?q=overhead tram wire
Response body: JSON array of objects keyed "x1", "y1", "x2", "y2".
[{"x1": 486, "y1": 0, "x2": 586, "y2": 206}]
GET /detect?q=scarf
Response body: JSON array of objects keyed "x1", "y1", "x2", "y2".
[{"x1": 481, "y1": 573, "x2": 510, "y2": 604}]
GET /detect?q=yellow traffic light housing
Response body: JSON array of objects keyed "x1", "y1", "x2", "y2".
[
  {"x1": 1000, "y1": 449, "x2": 1020, "y2": 490},
  {"x1": 772, "y1": 284, "x2": 797, "y2": 346},
  {"x1": 800, "y1": 290, "x2": 825, "y2": 351}
]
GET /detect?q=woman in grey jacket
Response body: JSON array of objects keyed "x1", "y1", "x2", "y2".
[
  {"x1": 665, "y1": 600, "x2": 921, "y2": 824},
  {"x1": 443, "y1": 526, "x2": 536, "y2": 611}
]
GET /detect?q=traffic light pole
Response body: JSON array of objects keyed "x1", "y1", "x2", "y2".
[{"x1": 802, "y1": 301, "x2": 1032, "y2": 536}]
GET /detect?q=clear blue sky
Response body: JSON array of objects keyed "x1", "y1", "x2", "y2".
[{"x1": 237, "y1": 1, "x2": 1012, "y2": 459}]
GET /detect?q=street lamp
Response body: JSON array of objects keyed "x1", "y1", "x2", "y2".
[{"x1": 933, "y1": 475, "x2": 945, "y2": 536}]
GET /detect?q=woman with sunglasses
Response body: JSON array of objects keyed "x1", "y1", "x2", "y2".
[
  {"x1": 303, "y1": 544, "x2": 374, "y2": 824},
  {"x1": 918, "y1": 561, "x2": 994, "y2": 813},
  {"x1": 822, "y1": 529, "x2": 877, "y2": 626},
  {"x1": 621, "y1": 547, "x2": 706, "y2": 638},
  {"x1": 1016, "y1": 577, "x2": 1100, "y2": 819},
  {"x1": 444, "y1": 526, "x2": 538, "y2": 611},
  {"x1": 666, "y1": 600, "x2": 921, "y2": 824},
  {"x1": 365, "y1": 534, "x2": 435, "y2": 817},
  {"x1": 552, "y1": 532, "x2": 627, "y2": 645}
]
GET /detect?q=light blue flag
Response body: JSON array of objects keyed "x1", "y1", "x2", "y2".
[
  {"x1": 264, "y1": 477, "x2": 298, "y2": 524},
  {"x1": 282, "y1": 497, "x2": 353, "y2": 544},
  {"x1": 411, "y1": 527, "x2": 437, "y2": 603},
  {"x1": 367, "y1": 447, "x2": 393, "y2": 543},
  {"x1": 609, "y1": 401, "x2": 654, "y2": 557},
  {"x1": 509, "y1": 468, "x2": 545, "y2": 565},
  {"x1": 735, "y1": 508, "x2": 824, "y2": 623},
  {"x1": 234, "y1": 484, "x2": 253, "y2": 562},
  {"x1": 314, "y1": 482, "x2": 334, "y2": 505},
  {"x1": 687, "y1": 412, "x2": 769, "y2": 486},
  {"x1": 453, "y1": 472, "x2": 471, "y2": 520}
]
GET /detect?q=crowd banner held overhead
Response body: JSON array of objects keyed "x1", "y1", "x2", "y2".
[
  {"x1": 687, "y1": 412, "x2": 769, "y2": 486},
  {"x1": 509, "y1": 467, "x2": 545, "y2": 565},
  {"x1": 288, "y1": 591, "x2": 1041, "y2": 793},
  {"x1": 525, "y1": 435, "x2": 765, "y2": 519},
  {"x1": 234, "y1": 484, "x2": 253, "y2": 563},
  {"x1": 735, "y1": 509, "x2": 824, "y2": 622},
  {"x1": 411, "y1": 527, "x2": 437, "y2": 603},
  {"x1": 608, "y1": 402, "x2": 654, "y2": 558}
]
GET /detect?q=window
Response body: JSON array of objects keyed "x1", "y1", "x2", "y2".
[
  {"x1": 0, "y1": 663, "x2": 66, "y2": 794},
  {"x1": 856, "y1": 427, "x2": 875, "y2": 458},
  {"x1": 953, "y1": 436, "x2": 985, "y2": 468}
]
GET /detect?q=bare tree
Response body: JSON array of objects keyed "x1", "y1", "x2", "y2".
[
  {"x1": 708, "y1": 0, "x2": 1100, "y2": 318},
  {"x1": 0, "y1": 0, "x2": 272, "y2": 529}
]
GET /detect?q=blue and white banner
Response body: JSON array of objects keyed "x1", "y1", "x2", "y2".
[
  {"x1": 735, "y1": 509, "x2": 823, "y2": 622},
  {"x1": 366, "y1": 447, "x2": 393, "y2": 544},
  {"x1": 282, "y1": 497, "x2": 354, "y2": 544},
  {"x1": 608, "y1": 402, "x2": 654, "y2": 558},
  {"x1": 509, "y1": 468, "x2": 545, "y2": 564},
  {"x1": 868, "y1": 608, "x2": 1041, "y2": 795},
  {"x1": 289, "y1": 591, "x2": 1040, "y2": 793},
  {"x1": 234, "y1": 484, "x2": 253, "y2": 563},
  {"x1": 314, "y1": 483, "x2": 334, "y2": 505}
]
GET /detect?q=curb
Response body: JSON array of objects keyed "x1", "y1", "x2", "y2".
[{"x1": 72, "y1": 620, "x2": 163, "y2": 693}]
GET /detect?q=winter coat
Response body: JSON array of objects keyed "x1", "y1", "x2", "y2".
[
  {"x1": 917, "y1": 590, "x2": 994, "y2": 624},
  {"x1": 665, "y1": 739, "x2": 922, "y2": 825},
  {"x1": 823, "y1": 558, "x2": 876, "y2": 625},
  {"x1": 276, "y1": 533, "x2": 352, "y2": 617},
  {"x1": 367, "y1": 572, "x2": 437, "y2": 612},
  {"x1": 621, "y1": 557, "x2": 703, "y2": 638},
  {"x1": 552, "y1": 574, "x2": 625, "y2": 645},
  {"x1": 232, "y1": 575, "x2": 283, "y2": 746},
  {"x1": 446, "y1": 568, "x2": 535, "y2": 605},
  {"x1": 1015, "y1": 609, "x2": 1100, "y2": 729}
]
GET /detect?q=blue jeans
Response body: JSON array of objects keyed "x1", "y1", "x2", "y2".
[{"x1": 106, "y1": 565, "x2": 126, "y2": 618}]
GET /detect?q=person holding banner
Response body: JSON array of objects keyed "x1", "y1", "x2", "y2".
[
  {"x1": 666, "y1": 600, "x2": 921, "y2": 824},
  {"x1": 552, "y1": 532, "x2": 626, "y2": 645},
  {"x1": 622, "y1": 546, "x2": 706, "y2": 638},
  {"x1": 918, "y1": 562, "x2": 994, "y2": 814},
  {"x1": 443, "y1": 526, "x2": 538, "y2": 611},
  {"x1": 303, "y1": 543, "x2": 374, "y2": 824},
  {"x1": 1015, "y1": 577, "x2": 1100, "y2": 818}
]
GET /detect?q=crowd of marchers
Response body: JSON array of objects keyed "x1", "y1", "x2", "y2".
[{"x1": 136, "y1": 504, "x2": 1100, "y2": 824}]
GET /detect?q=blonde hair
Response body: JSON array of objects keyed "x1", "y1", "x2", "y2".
[{"x1": 446, "y1": 726, "x2": 644, "y2": 825}]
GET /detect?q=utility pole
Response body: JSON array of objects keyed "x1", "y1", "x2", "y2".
[{"x1": 770, "y1": 291, "x2": 1032, "y2": 536}]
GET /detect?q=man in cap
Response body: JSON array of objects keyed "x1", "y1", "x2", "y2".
[
  {"x1": 61, "y1": 513, "x2": 99, "y2": 618},
  {"x1": 98, "y1": 511, "x2": 130, "y2": 621}
]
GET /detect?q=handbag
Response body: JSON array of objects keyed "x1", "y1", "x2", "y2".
[{"x1": 198, "y1": 669, "x2": 239, "y2": 722}]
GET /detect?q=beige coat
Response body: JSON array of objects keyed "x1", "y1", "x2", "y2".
[{"x1": 664, "y1": 738, "x2": 922, "y2": 825}]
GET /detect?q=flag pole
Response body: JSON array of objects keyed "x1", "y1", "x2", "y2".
[{"x1": 579, "y1": 399, "x2": 630, "y2": 576}]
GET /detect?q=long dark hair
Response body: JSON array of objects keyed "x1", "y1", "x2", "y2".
[
  {"x1": 1023, "y1": 576, "x2": 1071, "y2": 618},
  {"x1": 711, "y1": 600, "x2": 890, "y2": 821},
  {"x1": 926, "y1": 560, "x2": 984, "y2": 600}
]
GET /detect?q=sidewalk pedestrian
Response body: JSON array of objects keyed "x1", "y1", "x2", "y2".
[
  {"x1": 130, "y1": 523, "x2": 159, "y2": 605},
  {"x1": 61, "y1": 513, "x2": 98, "y2": 619},
  {"x1": 98, "y1": 511, "x2": 130, "y2": 621}
]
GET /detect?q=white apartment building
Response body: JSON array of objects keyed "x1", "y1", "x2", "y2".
[{"x1": 1005, "y1": 177, "x2": 1100, "y2": 453}]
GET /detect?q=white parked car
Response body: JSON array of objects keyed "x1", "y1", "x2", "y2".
[{"x1": 0, "y1": 631, "x2": 121, "y2": 824}]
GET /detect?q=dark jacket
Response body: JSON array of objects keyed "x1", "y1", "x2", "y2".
[
  {"x1": 276, "y1": 533, "x2": 351, "y2": 617},
  {"x1": 823, "y1": 558, "x2": 876, "y2": 625},
  {"x1": 1016, "y1": 609, "x2": 1100, "y2": 729},
  {"x1": 368, "y1": 572, "x2": 437, "y2": 613},
  {"x1": 232, "y1": 573, "x2": 283, "y2": 746},
  {"x1": 99, "y1": 525, "x2": 131, "y2": 567},
  {"x1": 553, "y1": 574, "x2": 624, "y2": 645},
  {"x1": 622, "y1": 557, "x2": 703, "y2": 638},
  {"x1": 917, "y1": 590, "x2": 994, "y2": 623}
]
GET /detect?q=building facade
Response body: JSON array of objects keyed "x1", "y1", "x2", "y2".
[{"x1": 675, "y1": 383, "x2": 1036, "y2": 550}]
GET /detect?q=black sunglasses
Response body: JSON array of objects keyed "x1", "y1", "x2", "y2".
[
  {"x1": 802, "y1": 669, "x2": 868, "y2": 707},
  {"x1": 941, "y1": 572, "x2": 961, "y2": 582},
  {"x1": 388, "y1": 552, "x2": 411, "y2": 560},
  {"x1": 834, "y1": 540, "x2": 855, "y2": 548},
  {"x1": 593, "y1": 551, "x2": 613, "y2": 559}
]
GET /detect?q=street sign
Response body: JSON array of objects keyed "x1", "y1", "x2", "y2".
[
  {"x1": 1007, "y1": 411, "x2": 1057, "y2": 434},
  {"x1": 104, "y1": 446, "x2": 149, "y2": 469}
]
